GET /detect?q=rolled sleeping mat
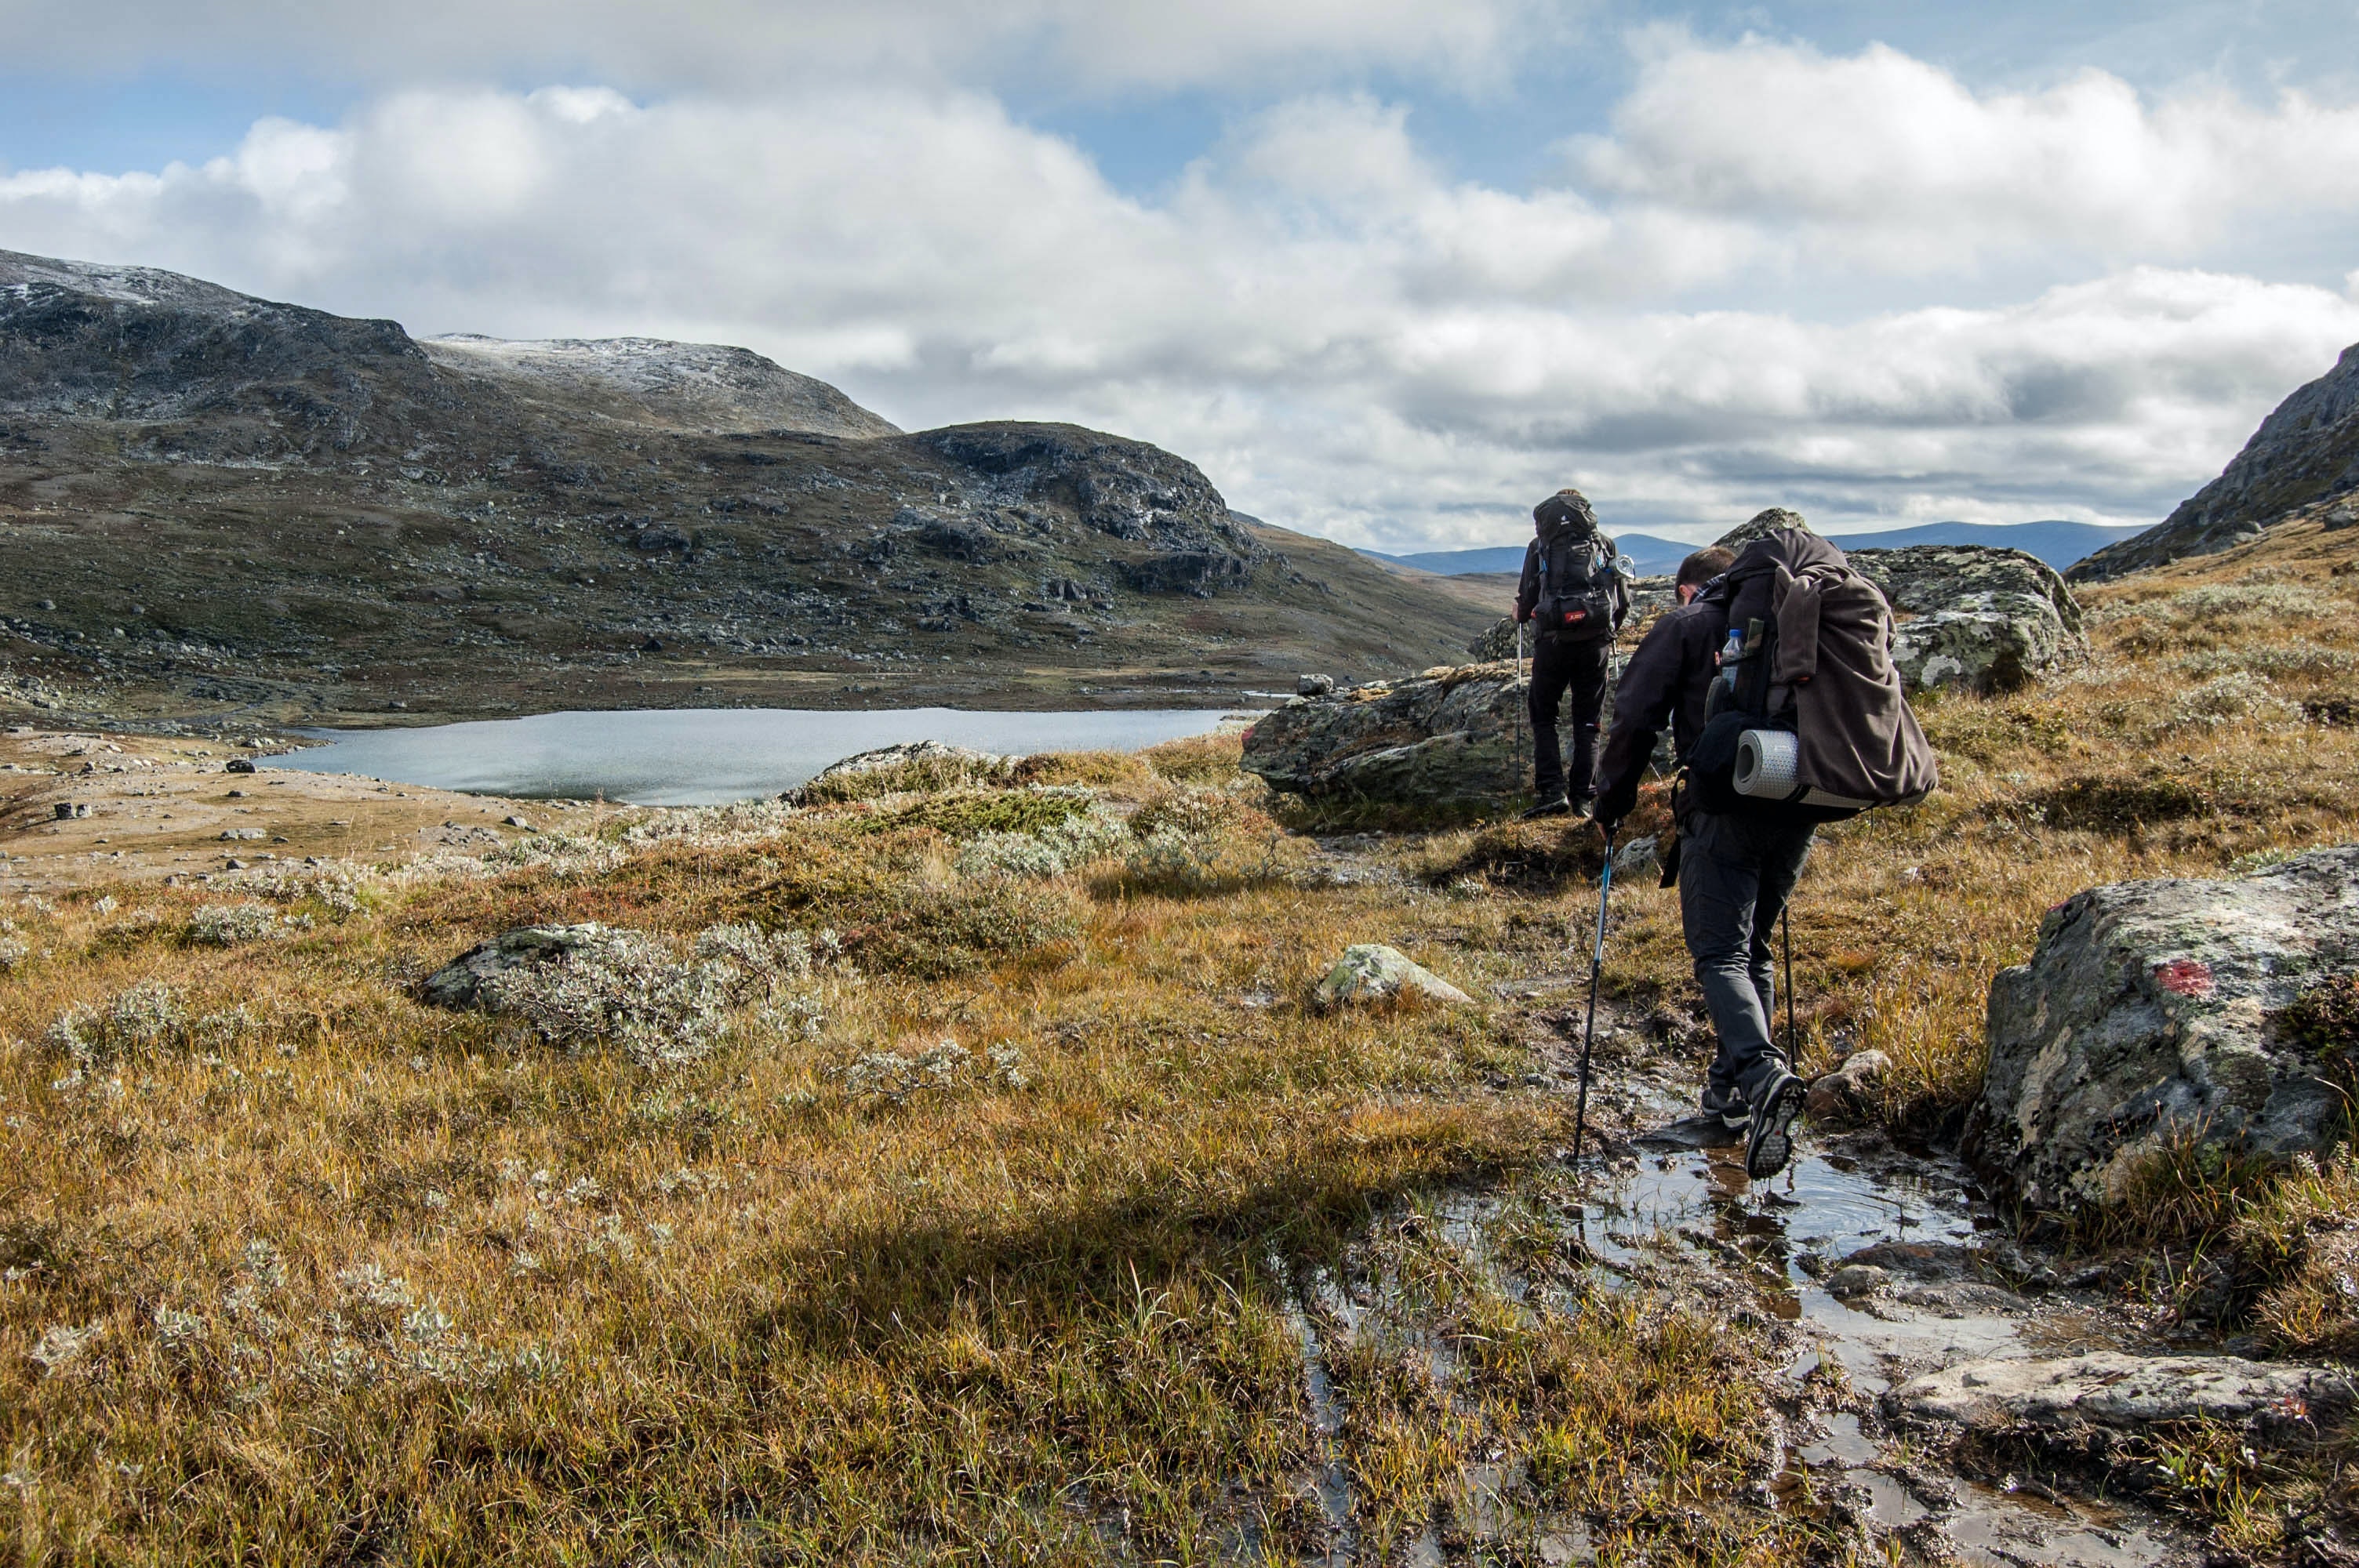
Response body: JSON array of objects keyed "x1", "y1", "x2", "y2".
[{"x1": 1733, "y1": 728, "x2": 1801, "y2": 800}]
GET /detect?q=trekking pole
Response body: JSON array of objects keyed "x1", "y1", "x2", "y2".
[
  {"x1": 1514, "y1": 620, "x2": 1526, "y2": 795},
  {"x1": 1570, "y1": 828, "x2": 1616, "y2": 1165},
  {"x1": 1783, "y1": 906, "x2": 1797, "y2": 1065}
]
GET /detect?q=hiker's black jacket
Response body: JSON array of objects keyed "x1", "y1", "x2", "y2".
[{"x1": 1594, "y1": 597, "x2": 1726, "y2": 820}]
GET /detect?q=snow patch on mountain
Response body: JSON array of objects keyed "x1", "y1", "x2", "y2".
[{"x1": 422, "y1": 333, "x2": 900, "y2": 440}]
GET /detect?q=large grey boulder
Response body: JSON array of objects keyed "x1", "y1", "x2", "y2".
[
  {"x1": 1894, "y1": 1352, "x2": 2343, "y2": 1431},
  {"x1": 1712, "y1": 506, "x2": 1812, "y2": 551},
  {"x1": 1968, "y1": 848, "x2": 2359, "y2": 1213},
  {"x1": 1241, "y1": 662, "x2": 1523, "y2": 805},
  {"x1": 1852, "y1": 545, "x2": 2085, "y2": 696},
  {"x1": 1710, "y1": 514, "x2": 2086, "y2": 695}
]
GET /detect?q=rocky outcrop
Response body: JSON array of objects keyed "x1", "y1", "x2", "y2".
[
  {"x1": 907, "y1": 422, "x2": 1265, "y2": 597},
  {"x1": 420, "y1": 924, "x2": 609, "y2": 1009},
  {"x1": 1313, "y1": 944, "x2": 1473, "y2": 1008},
  {"x1": 1712, "y1": 506, "x2": 1811, "y2": 552},
  {"x1": 1893, "y1": 1352, "x2": 2344, "y2": 1432},
  {"x1": 1968, "y1": 848, "x2": 2359, "y2": 1213},
  {"x1": 1852, "y1": 545, "x2": 2088, "y2": 696},
  {"x1": 2073, "y1": 342, "x2": 2359, "y2": 581},
  {"x1": 1241, "y1": 663, "x2": 1522, "y2": 805}
]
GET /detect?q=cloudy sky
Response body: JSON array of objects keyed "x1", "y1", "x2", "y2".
[{"x1": 4, "y1": 2, "x2": 2359, "y2": 550}]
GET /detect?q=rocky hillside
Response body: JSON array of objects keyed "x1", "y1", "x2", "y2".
[
  {"x1": 0, "y1": 250, "x2": 1492, "y2": 728},
  {"x1": 2073, "y1": 339, "x2": 2359, "y2": 580}
]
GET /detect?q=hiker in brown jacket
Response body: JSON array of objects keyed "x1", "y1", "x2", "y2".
[{"x1": 1596, "y1": 524, "x2": 1935, "y2": 1181}]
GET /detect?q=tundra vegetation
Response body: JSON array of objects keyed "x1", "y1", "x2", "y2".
[{"x1": 2, "y1": 517, "x2": 2358, "y2": 1564}]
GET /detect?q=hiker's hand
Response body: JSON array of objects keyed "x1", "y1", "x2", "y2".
[
  {"x1": 1594, "y1": 776, "x2": 1640, "y2": 830},
  {"x1": 1595, "y1": 816, "x2": 1621, "y2": 842}
]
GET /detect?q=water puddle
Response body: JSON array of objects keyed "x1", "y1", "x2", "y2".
[{"x1": 1278, "y1": 1076, "x2": 2192, "y2": 1564}]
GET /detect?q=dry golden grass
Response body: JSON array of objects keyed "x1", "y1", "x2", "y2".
[{"x1": 0, "y1": 733, "x2": 1856, "y2": 1565}]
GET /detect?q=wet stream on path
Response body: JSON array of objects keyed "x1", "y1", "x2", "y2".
[{"x1": 1276, "y1": 1065, "x2": 2190, "y2": 1566}]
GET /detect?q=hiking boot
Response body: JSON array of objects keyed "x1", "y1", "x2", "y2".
[
  {"x1": 1520, "y1": 794, "x2": 1572, "y2": 819},
  {"x1": 1702, "y1": 1087, "x2": 1750, "y2": 1132},
  {"x1": 1744, "y1": 1070, "x2": 1805, "y2": 1181},
  {"x1": 1569, "y1": 794, "x2": 1597, "y2": 820}
]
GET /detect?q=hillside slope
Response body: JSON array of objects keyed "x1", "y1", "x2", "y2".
[
  {"x1": 0, "y1": 251, "x2": 1490, "y2": 726},
  {"x1": 2074, "y1": 340, "x2": 2359, "y2": 580}
]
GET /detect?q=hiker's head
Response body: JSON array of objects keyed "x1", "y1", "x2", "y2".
[
  {"x1": 1675, "y1": 547, "x2": 1735, "y2": 604},
  {"x1": 1532, "y1": 488, "x2": 1596, "y2": 540}
]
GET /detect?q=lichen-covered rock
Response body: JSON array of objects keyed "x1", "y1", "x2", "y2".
[
  {"x1": 1313, "y1": 944, "x2": 1473, "y2": 1009},
  {"x1": 1467, "y1": 618, "x2": 1520, "y2": 662},
  {"x1": 1885, "y1": 591, "x2": 2074, "y2": 695},
  {"x1": 1851, "y1": 544, "x2": 2083, "y2": 638},
  {"x1": 1713, "y1": 507, "x2": 1813, "y2": 552},
  {"x1": 420, "y1": 924, "x2": 611, "y2": 1009},
  {"x1": 1241, "y1": 662, "x2": 1523, "y2": 805},
  {"x1": 1892, "y1": 1352, "x2": 2342, "y2": 1432},
  {"x1": 1852, "y1": 545, "x2": 2087, "y2": 695},
  {"x1": 1968, "y1": 848, "x2": 2359, "y2": 1214}
]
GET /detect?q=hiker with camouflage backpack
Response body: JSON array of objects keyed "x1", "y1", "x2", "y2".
[
  {"x1": 1514, "y1": 488, "x2": 1630, "y2": 818},
  {"x1": 1593, "y1": 521, "x2": 1937, "y2": 1181}
]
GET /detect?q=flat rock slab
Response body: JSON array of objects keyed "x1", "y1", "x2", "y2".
[
  {"x1": 1893, "y1": 1352, "x2": 2346, "y2": 1431},
  {"x1": 1634, "y1": 1114, "x2": 1741, "y2": 1150}
]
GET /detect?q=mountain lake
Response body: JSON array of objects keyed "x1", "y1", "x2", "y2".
[{"x1": 264, "y1": 706, "x2": 1259, "y2": 806}]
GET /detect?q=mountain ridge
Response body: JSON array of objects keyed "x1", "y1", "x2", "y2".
[
  {"x1": 2072, "y1": 340, "x2": 2359, "y2": 581},
  {"x1": 1367, "y1": 519, "x2": 2142, "y2": 578},
  {"x1": 0, "y1": 250, "x2": 1491, "y2": 728}
]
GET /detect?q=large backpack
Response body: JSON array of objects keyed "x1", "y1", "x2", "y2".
[
  {"x1": 1533, "y1": 532, "x2": 1628, "y2": 644},
  {"x1": 1686, "y1": 530, "x2": 1938, "y2": 820}
]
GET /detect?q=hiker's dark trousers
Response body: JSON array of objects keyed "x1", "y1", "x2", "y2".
[
  {"x1": 1527, "y1": 636, "x2": 1610, "y2": 803},
  {"x1": 1680, "y1": 809, "x2": 1816, "y2": 1112}
]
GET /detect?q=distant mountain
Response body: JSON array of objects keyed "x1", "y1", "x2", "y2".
[
  {"x1": 1369, "y1": 520, "x2": 2140, "y2": 579},
  {"x1": 2072, "y1": 342, "x2": 2359, "y2": 582},
  {"x1": 1823, "y1": 521, "x2": 2143, "y2": 569},
  {"x1": 1369, "y1": 532, "x2": 1696, "y2": 579},
  {"x1": 0, "y1": 249, "x2": 1493, "y2": 727}
]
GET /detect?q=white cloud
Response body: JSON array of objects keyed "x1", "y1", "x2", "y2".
[
  {"x1": 4, "y1": 42, "x2": 2358, "y2": 552},
  {"x1": 1574, "y1": 34, "x2": 2359, "y2": 271},
  {"x1": 0, "y1": 0, "x2": 1554, "y2": 94}
]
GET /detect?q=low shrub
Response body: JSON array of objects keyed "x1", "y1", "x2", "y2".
[
  {"x1": 856, "y1": 786, "x2": 1099, "y2": 841},
  {"x1": 1140, "y1": 730, "x2": 1248, "y2": 784},
  {"x1": 799, "y1": 752, "x2": 1012, "y2": 804},
  {"x1": 954, "y1": 810, "x2": 1132, "y2": 879},
  {"x1": 2030, "y1": 775, "x2": 2210, "y2": 833},
  {"x1": 1011, "y1": 750, "x2": 1154, "y2": 789}
]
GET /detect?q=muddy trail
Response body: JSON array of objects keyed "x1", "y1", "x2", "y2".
[{"x1": 1273, "y1": 982, "x2": 2208, "y2": 1564}]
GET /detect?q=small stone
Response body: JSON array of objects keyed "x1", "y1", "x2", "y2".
[
  {"x1": 503, "y1": 815, "x2": 534, "y2": 830},
  {"x1": 1823, "y1": 1264, "x2": 1889, "y2": 1299},
  {"x1": 1805, "y1": 1049, "x2": 1891, "y2": 1125},
  {"x1": 1296, "y1": 673, "x2": 1336, "y2": 698},
  {"x1": 224, "y1": 758, "x2": 256, "y2": 774},
  {"x1": 1611, "y1": 835, "x2": 1660, "y2": 878},
  {"x1": 1313, "y1": 944, "x2": 1474, "y2": 1010}
]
